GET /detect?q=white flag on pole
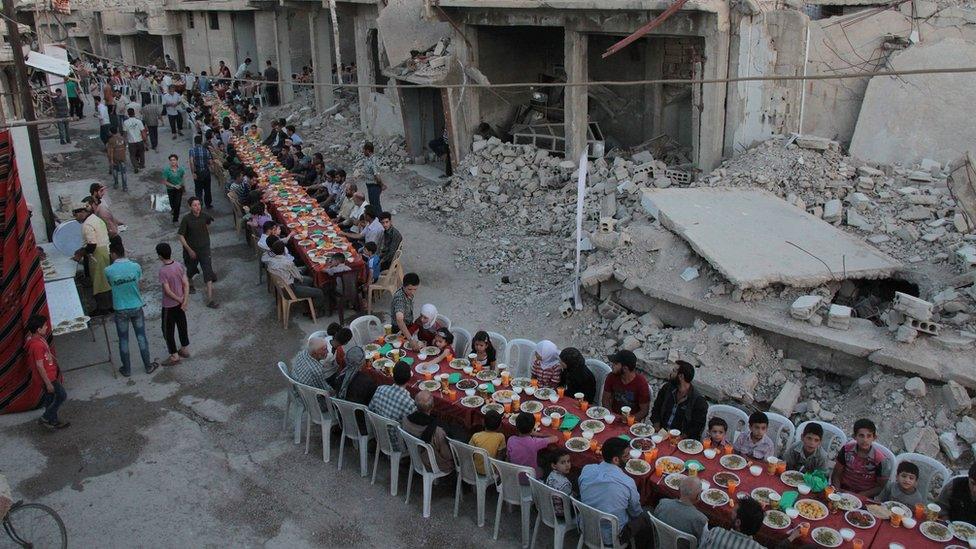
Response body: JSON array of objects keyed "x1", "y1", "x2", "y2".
[{"x1": 573, "y1": 151, "x2": 588, "y2": 310}]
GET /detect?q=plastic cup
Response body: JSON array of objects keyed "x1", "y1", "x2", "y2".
[
  {"x1": 626, "y1": 415, "x2": 635, "y2": 426},
  {"x1": 701, "y1": 481, "x2": 711, "y2": 491},
  {"x1": 556, "y1": 386, "x2": 565, "y2": 398},
  {"x1": 423, "y1": 372, "x2": 433, "y2": 381},
  {"x1": 534, "y1": 412, "x2": 542, "y2": 424},
  {"x1": 902, "y1": 517, "x2": 916, "y2": 529},
  {"x1": 703, "y1": 449, "x2": 717, "y2": 460},
  {"x1": 643, "y1": 450, "x2": 654, "y2": 462},
  {"x1": 541, "y1": 416, "x2": 552, "y2": 427},
  {"x1": 799, "y1": 522, "x2": 810, "y2": 537},
  {"x1": 621, "y1": 406, "x2": 632, "y2": 416},
  {"x1": 605, "y1": 415, "x2": 616, "y2": 425},
  {"x1": 501, "y1": 371, "x2": 510, "y2": 386},
  {"x1": 580, "y1": 401, "x2": 589, "y2": 412},
  {"x1": 786, "y1": 508, "x2": 799, "y2": 519},
  {"x1": 463, "y1": 366, "x2": 473, "y2": 375},
  {"x1": 590, "y1": 439, "x2": 598, "y2": 451},
  {"x1": 655, "y1": 462, "x2": 664, "y2": 476},
  {"x1": 525, "y1": 387, "x2": 536, "y2": 397},
  {"x1": 797, "y1": 483, "x2": 811, "y2": 495},
  {"x1": 651, "y1": 435, "x2": 664, "y2": 445},
  {"x1": 727, "y1": 479, "x2": 738, "y2": 496},
  {"x1": 766, "y1": 456, "x2": 779, "y2": 475},
  {"x1": 669, "y1": 429, "x2": 681, "y2": 442},
  {"x1": 530, "y1": 379, "x2": 539, "y2": 388},
  {"x1": 383, "y1": 323, "x2": 392, "y2": 335},
  {"x1": 574, "y1": 392, "x2": 584, "y2": 401},
  {"x1": 840, "y1": 528, "x2": 855, "y2": 542},
  {"x1": 723, "y1": 444, "x2": 734, "y2": 455},
  {"x1": 494, "y1": 378, "x2": 503, "y2": 387},
  {"x1": 549, "y1": 394, "x2": 559, "y2": 404},
  {"x1": 927, "y1": 503, "x2": 941, "y2": 521},
  {"x1": 776, "y1": 461, "x2": 787, "y2": 475},
  {"x1": 582, "y1": 431, "x2": 594, "y2": 441},
  {"x1": 465, "y1": 388, "x2": 476, "y2": 397},
  {"x1": 562, "y1": 430, "x2": 572, "y2": 440},
  {"x1": 914, "y1": 503, "x2": 925, "y2": 521},
  {"x1": 703, "y1": 438, "x2": 712, "y2": 450},
  {"x1": 852, "y1": 539, "x2": 863, "y2": 549},
  {"x1": 552, "y1": 413, "x2": 562, "y2": 429},
  {"x1": 768, "y1": 492, "x2": 781, "y2": 510},
  {"x1": 687, "y1": 463, "x2": 700, "y2": 477},
  {"x1": 890, "y1": 506, "x2": 904, "y2": 527},
  {"x1": 514, "y1": 386, "x2": 523, "y2": 395},
  {"x1": 749, "y1": 465, "x2": 763, "y2": 477}
]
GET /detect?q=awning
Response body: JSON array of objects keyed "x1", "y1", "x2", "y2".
[{"x1": 25, "y1": 50, "x2": 71, "y2": 77}]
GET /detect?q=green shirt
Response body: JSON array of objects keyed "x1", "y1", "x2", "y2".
[
  {"x1": 65, "y1": 80, "x2": 78, "y2": 98},
  {"x1": 104, "y1": 259, "x2": 144, "y2": 311},
  {"x1": 163, "y1": 166, "x2": 185, "y2": 188}
]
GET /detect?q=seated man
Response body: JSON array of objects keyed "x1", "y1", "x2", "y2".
[
  {"x1": 831, "y1": 418, "x2": 892, "y2": 498},
  {"x1": 337, "y1": 192, "x2": 367, "y2": 230},
  {"x1": 602, "y1": 350, "x2": 650, "y2": 421},
  {"x1": 701, "y1": 497, "x2": 764, "y2": 549},
  {"x1": 266, "y1": 240, "x2": 325, "y2": 313},
  {"x1": 579, "y1": 437, "x2": 643, "y2": 545},
  {"x1": 401, "y1": 390, "x2": 455, "y2": 473},
  {"x1": 369, "y1": 360, "x2": 417, "y2": 451},
  {"x1": 653, "y1": 476, "x2": 708, "y2": 544},
  {"x1": 291, "y1": 334, "x2": 335, "y2": 395},
  {"x1": 343, "y1": 206, "x2": 383, "y2": 248},
  {"x1": 937, "y1": 462, "x2": 976, "y2": 523},
  {"x1": 649, "y1": 360, "x2": 708, "y2": 441}
]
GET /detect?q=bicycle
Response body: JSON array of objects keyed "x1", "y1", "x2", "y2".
[{"x1": 2, "y1": 500, "x2": 67, "y2": 548}]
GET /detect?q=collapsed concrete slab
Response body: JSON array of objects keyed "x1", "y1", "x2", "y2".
[
  {"x1": 642, "y1": 188, "x2": 903, "y2": 289},
  {"x1": 849, "y1": 38, "x2": 976, "y2": 166}
]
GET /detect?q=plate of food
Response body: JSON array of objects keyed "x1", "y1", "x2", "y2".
[
  {"x1": 630, "y1": 438, "x2": 655, "y2": 451},
  {"x1": 415, "y1": 363, "x2": 440, "y2": 375},
  {"x1": 881, "y1": 501, "x2": 911, "y2": 517},
  {"x1": 656, "y1": 456, "x2": 686, "y2": 475},
  {"x1": 713, "y1": 471, "x2": 740, "y2": 489},
  {"x1": 625, "y1": 459, "x2": 651, "y2": 476},
  {"x1": 364, "y1": 343, "x2": 381, "y2": 354},
  {"x1": 701, "y1": 488, "x2": 730, "y2": 507},
  {"x1": 780, "y1": 470, "x2": 805, "y2": 487},
  {"x1": 481, "y1": 403, "x2": 505, "y2": 416},
  {"x1": 920, "y1": 521, "x2": 953, "y2": 543},
  {"x1": 460, "y1": 395, "x2": 485, "y2": 408},
  {"x1": 417, "y1": 380, "x2": 441, "y2": 392},
  {"x1": 510, "y1": 377, "x2": 532, "y2": 388},
  {"x1": 630, "y1": 423, "x2": 654, "y2": 438},
  {"x1": 719, "y1": 454, "x2": 747, "y2": 471},
  {"x1": 534, "y1": 388, "x2": 556, "y2": 400},
  {"x1": 373, "y1": 358, "x2": 393, "y2": 371},
  {"x1": 450, "y1": 359, "x2": 470, "y2": 370},
  {"x1": 299, "y1": 239, "x2": 315, "y2": 247},
  {"x1": 811, "y1": 526, "x2": 842, "y2": 547},
  {"x1": 795, "y1": 499, "x2": 829, "y2": 521},
  {"x1": 493, "y1": 390, "x2": 515, "y2": 403},
  {"x1": 764, "y1": 509, "x2": 791, "y2": 530},
  {"x1": 751, "y1": 487, "x2": 778, "y2": 505},
  {"x1": 865, "y1": 504, "x2": 891, "y2": 520},
  {"x1": 456, "y1": 379, "x2": 478, "y2": 391},
  {"x1": 421, "y1": 346, "x2": 439, "y2": 356},
  {"x1": 475, "y1": 370, "x2": 497, "y2": 381},
  {"x1": 834, "y1": 492, "x2": 862, "y2": 511},
  {"x1": 566, "y1": 437, "x2": 590, "y2": 453},
  {"x1": 586, "y1": 407, "x2": 610, "y2": 420},
  {"x1": 950, "y1": 521, "x2": 976, "y2": 541},
  {"x1": 543, "y1": 405, "x2": 567, "y2": 418},
  {"x1": 677, "y1": 439, "x2": 704, "y2": 455},
  {"x1": 520, "y1": 401, "x2": 544, "y2": 414},
  {"x1": 844, "y1": 510, "x2": 876, "y2": 530},
  {"x1": 663, "y1": 473, "x2": 688, "y2": 491},
  {"x1": 580, "y1": 419, "x2": 606, "y2": 433}
]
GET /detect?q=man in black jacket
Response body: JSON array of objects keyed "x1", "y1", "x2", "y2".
[{"x1": 649, "y1": 360, "x2": 709, "y2": 441}]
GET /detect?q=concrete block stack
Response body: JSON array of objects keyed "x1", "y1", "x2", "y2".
[{"x1": 890, "y1": 292, "x2": 942, "y2": 343}]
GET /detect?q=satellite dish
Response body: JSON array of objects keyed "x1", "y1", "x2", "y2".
[{"x1": 52, "y1": 220, "x2": 82, "y2": 255}]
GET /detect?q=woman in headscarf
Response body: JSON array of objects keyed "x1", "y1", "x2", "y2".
[
  {"x1": 558, "y1": 347, "x2": 596, "y2": 403},
  {"x1": 410, "y1": 303, "x2": 442, "y2": 347},
  {"x1": 531, "y1": 340, "x2": 562, "y2": 388}
]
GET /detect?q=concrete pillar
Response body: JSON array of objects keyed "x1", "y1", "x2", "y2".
[
  {"x1": 308, "y1": 11, "x2": 336, "y2": 113},
  {"x1": 698, "y1": 20, "x2": 730, "y2": 171},
  {"x1": 274, "y1": 10, "x2": 294, "y2": 102},
  {"x1": 162, "y1": 34, "x2": 182, "y2": 69},
  {"x1": 255, "y1": 11, "x2": 277, "y2": 69},
  {"x1": 119, "y1": 35, "x2": 137, "y2": 65},
  {"x1": 563, "y1": 26, "x2": 589, "y2": 163},
  {"x1": 352, "y1": 8, "x2": 372, "y2": 132},
  {"x1": 645, "y1": 38, "x2": 664, "y2": 141},
  {"x1": 445, "y1": 24, "x2": 480, "y2": 166}
]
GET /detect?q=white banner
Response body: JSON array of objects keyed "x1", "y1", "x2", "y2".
[{"x1": 573, "y1": 150, "x2": 588, "y2": 310}]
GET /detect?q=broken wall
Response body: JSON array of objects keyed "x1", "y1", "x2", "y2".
[
  {"x1": 362, "y1": 80, "x2": 405, "y2": 138},
  {"x1": 587, "y1": 34, "x2": 654, "y2": 148},
  {"x1": 376, "y1": 0, "x2": 451, "y2": 67}
]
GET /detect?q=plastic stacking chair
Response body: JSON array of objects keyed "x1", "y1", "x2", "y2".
[
  {"x1": 489, "y1": 458, "x2": 535, "y2": 548},
  {"x1": 572, "y1": 496, "x2": 628, "y2": 549},
  {"x1": 452, "y1": 327, "x2": 473, "y2": 357},
  {"x1": 367, "y1": 252, "x2": 402, "y2": 313},
  {"x1": 487, "y1": 332, "x2": 508, "y2": 361},
  {"x1": 527, "y1": 476, "x2": 577, "y2": 549},
  {"x1": 350, "y1": 315, "x2": 383, "y2": 347},
  {"x1": 331, "y1": 398, "x2": 374, "y2": 477},
  {"x1": 367, "y1": 410, "x2": 408, "y2": 495},
  {"x1": 896, "y1": 452, "x2": 951, "y2": 499},
  {"x1": 506, "y1": 339, "x2": 537, "y2": 379},
  {"x1": 585, "y1": 359, "x2": 612, "y2": 407},
  {"x1": 648, "y1": 510, "x2": 698, "y2": 549},
  {"x1": 703, "y1": 404, "x2": 750, "y2": 442},
  {"x1": 764, "y1": 411, "x2": 796, "y2": 456},
  {"x1": 436, "y1": 314, "x2": 452, "y2": 329},
  {"x1": 447, "y1": 438, "x2": 496, "y2": 527},
  {"x1": 294, "y1": 383, "x2": 335, "y2": 462},
  {"x1": 400, "y1": 428, "x2": 452, "y2": 518},
  {"x1": 276, "y1": 361, "x2": 302, "y2": 444},
  {"x1": 270, "y1": 274, "x2": 316, "y2": 329}
]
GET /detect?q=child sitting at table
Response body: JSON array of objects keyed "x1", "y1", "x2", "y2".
[
  {"x1": 705, "y1": 416, "x2": 733, "y2": 453},
  {"x1": 831, "y1": 418, "x2": 892, "y2": 498},
  {"x1": 733, "y1": 412, "x2": 776, "y2": 460},
  {"x1": 469, "y1": 410, "x2": 506, "y2": 475},
  {"x1": 471, "y1": 331, "x2": 497, "y2": 368},
  {"x1": 246, "y1": 202, "x2": 271, "y2": 230},
  {"x1": 508, "y1": 412, "x2": 559, "y2": 478},
  {"x1": 418, "y1": 327, "x2": 455, "y2": 368},
  {"x1": 542, "y1": 448, "x2": 573, "y2": 518},
  {"x1": 876, "y1": 461, "x2": 925, "y2": 507},
  {"x1": 784, "y1": 422, "x2": 828, "y2": 473},
  {"x1": 362, "y1": 242, "x2": 381, "y2": 283}
]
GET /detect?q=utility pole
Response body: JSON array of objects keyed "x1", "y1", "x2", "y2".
[{"x1": 3, "y1": 0, "x2": 55, "y2": 240}]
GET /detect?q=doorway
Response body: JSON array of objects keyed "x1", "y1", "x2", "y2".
[{"x1": 398, "y1": 85, "x2": 445, "y2": 161}]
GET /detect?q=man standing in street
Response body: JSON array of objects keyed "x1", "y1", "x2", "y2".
[
  {"x1": 362, "y1": 142, "x2": 386, "y2": 212},
  {"x1": 102, "y1": 80, "x2": 116, "y2": 128},
  {"x1": 162, "y1": 85, "x2": 183, "y2": 138},
  {"x1": 106, "y1": 127, "x2": 128, "y2": 191},
  {"x1": 122, "y1": 107, "x2": 147, "y2": 173},
  {"x1": 156, "y1": 242, "x2": 191, "y2": 366},
  {"x1": 264, "y1": 60, "x2": 279, "y2": 105},
  {"x1": 52, "y1": 88, "x2": 70, "y2": 145},
  {"x1": 141, "y1": 100, "x2": 162, "y2": 152},
  {"x1": 88, "y1": 182, "x2": 123, "y2": 249},
  {"x1": 377, "y1": 211, "x2": 401, "y2": 270},
  {"x1": 178, "y1": 197, "x2": 219, "y2": 309},
  {"x1": 162, "y1": 154, "x2": 186, "y2": 223},
  {"x1": 66, "y1": 76, "x2": 83, "y2": 119},
  {"x1": 188, "y1": 135, "x2": 213, "y2": 209},
  {"x1": 235, "y1": 57, "x2": 251, "y2": 80},
  {"x1": 105, "y1": 242, "x2": 159, "y2": 377},
  {"x1": 135, "y1": 71, "x2": 151, "y2": 106},
  {"x1": 96, "y1": 95, "x2": 111, "y2": 145}
]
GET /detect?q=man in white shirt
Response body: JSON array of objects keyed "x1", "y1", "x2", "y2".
[
  {"x1": 161, "y1": 86, "x2": 183, "y2": 138},
  {"x1": 343, "y1": 206, "x2": 384, "y2": 247},
  {"x1": 235, "y1": 58, "x2": 251, "y2": 79},
  {"x1": 96, "y1": 95, "x2": 112, "y2": 144},
  {"x1": 183, "y1": 68, "x2": 195, "y2": 91},
  {"x1": 125, "y1": 95, "x2": 141, "y2": 118},
  {"x1": 121, "y1": 107, "x2": 147, "y2": 172},
  {"x1": 161, "y1": 73, "x2": 173, "y2": 93}
]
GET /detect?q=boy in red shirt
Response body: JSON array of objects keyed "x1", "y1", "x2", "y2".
[
  {"x1": 831, "y1": 418, "x2": 891, "y2": 497},
  {"x1": 25, "y1": 315, "x2": 70, "y2": 429}
]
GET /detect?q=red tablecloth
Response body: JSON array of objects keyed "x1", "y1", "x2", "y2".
[{"x1": 871, "y1": 521, "x2": 955, "y2": 549}]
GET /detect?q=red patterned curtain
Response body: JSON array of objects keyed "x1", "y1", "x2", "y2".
[{"x1": 0, "y1": 130, "x2": 50, "y2": 414}]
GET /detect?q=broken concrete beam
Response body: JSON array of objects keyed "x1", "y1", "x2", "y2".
[
  {"x1": 770, "y1": 381, "x2": 801, "y2": 417},
  {"x1": 795, "y1": 136, "x2": 836, "y2": 151},
  {"x1": 906, "y1": 317, "x2": 942, "y2": 336},
  {"x1": 790, "y1": 295, "x2": 823, "y2": 320},
  {"x1": 942, "y1": 380, "x2": 972, "y2": 413},
  {"x1": 892, "y1": 292, "x2": 934, "y2": 321},
  {"x1": 581, "y1": 264, "x2": 614, "y2": 288},
  {"x1": 826, "y1": 304, "x2": 852, "y2": 330}
]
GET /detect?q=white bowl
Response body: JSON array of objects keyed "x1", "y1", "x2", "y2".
[
  {"x1": 651, "y1": 435, "x2": 664, "y2": 444},
  {"x1": 605, "y1": 415, "x2": 616, "y2": 424},
  {"x1": 541, "y1": 416, "x2": 552, "y2": 427},
  {"x1": 700, "y1": 481, "x2": 711, "y2": 491},
  {"x1": 514, "y1": 386, "x2": 524, "y2": 394},
  {"x1": 621, "y1": 406, "x2": 632, "y2": 415},
  {"x1": 493, "y1": 378, "x2": 503, "y2": 386},
  {"x1": 669, "y1": 429, "x2": 681, "y2": 438},
  {"x1": 840, "y1": 528, "x2": 855, "y2": 541},
  {"x1": 629, "y1": 449, "x2": 642, "y2": 459},
  {"x1": 703, "y1": 449, "x2": 717, "y2": 459},
  {"x1": 392, "y1": 341, "x2": 402, "y2": 349},
  {"x1": 797, "y1": 483, "x2": 811, "y2": 495},
  {"x1": 901, "y1": 517, "x2": 916, "y2": 529},
  {"x1": 549, "y1": 394, "x2": 559, "y2": 403},
  {"x1": 749, "y1": 465, "x2": 762, "y2": 476},
  {"x1": 525, "y1": 387, "x2": 536, "y2": 396},
  {"x1": 582, "y1": 431, "x2": 594, "y2": 441},
  {"x1": 463, "y1": 367, "x2": 473, "y2": 375},
  {"x1": 574, "y1": 392, "x2": 584, "y2": 400},
  {"x1": 888, "y1": 544, "x2": 905, "y2": 549},
  {"x1": 465, "y1": 389, "x2": 476, "y2": 397},
  {"x1": 418, "y1": 352, "x2": 428, "y2": 360},
  {"x1": 786, "y1": 508, "x2": 799, "y2": 519}
]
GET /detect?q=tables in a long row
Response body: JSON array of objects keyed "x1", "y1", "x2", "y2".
[{"x1": 361, "y1": 336, "x2": 966, "y2": 549}]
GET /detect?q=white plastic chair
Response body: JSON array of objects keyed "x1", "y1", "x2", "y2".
[
  {"x1": 294, "y1": 383, "x2": 336, "y2": 462},
  {"x1": 572, "y1": 496, "x2": 628, "y2": 549},
  {"x1": 648, "y1": 510, "x2": 698, "y2": 549},
  {"x1": 276, "y1": 361, "x2": 302, "y2": 444},
  {"x1": 764, "y1": 411, "x2": 796, "y2": 456},
  {"x1": 489, "y1": 457, "x2": 535, "y2": 548},
  {"x1": 366, "y1": 410, "x2": 407, "y2": 495},
  {"x1": 331, "y1": 398, "x2": 374, "y2": 477},
  {"x1": 506, "y1": 339, "x2": 537, "y2": 379},
  {"x1": 436, "y1": 314, "x2": 452, "y2": 329},
  {"x1": 448, "y1": 438, "x2": 496, "y2": 527},
  {"x1": 585, "y1": 359, "x2": 612, "y2": 407},
  {"x1": 400, "y1": 427, "x2": 452, "y2": 518},
  {"x1": 703, "y1": 404, "x2": 750, "y2": 442},
  {"x1": 487, "y1": 331, "x2": 509, "y2": 362},
  {"x1": 453, "y1": 327, "x2": 473, "y2": 357},
  {"x1": 794, "y1": 420, "x2": 848, "y2": 458},
  {"x1": 527, "y1": 476, "x2": 578, "y2": 549},
  {"x1": 350, "y1": 315, "x2": 384, "y2": 347},
  {"x1": 896, "y1": 452, "x2": 951, "y2": 500}
]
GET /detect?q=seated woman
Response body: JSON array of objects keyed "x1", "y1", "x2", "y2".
[
  {"x1": 247, "y1": 202, "x2": 272, "y2": 230},
  {"x1": 409, "y1": 303, "x2": 442, "y2": 348},
  {"x1": 531, "y1": 340, "x2": 562, "y2": 388},
  {"x1": 418, "y1": 327, "x2": 455, "y2": 368},
  {"x1": 558, "y1": 347, "x2": 596, "y2": 403},
  {"x1": 471, "y1": 331, "x2": 498, "y2": 368}
]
